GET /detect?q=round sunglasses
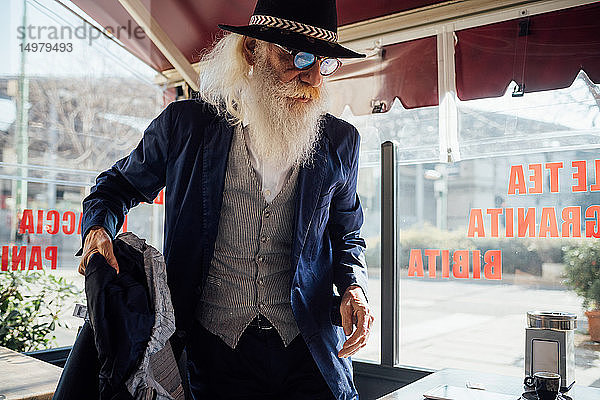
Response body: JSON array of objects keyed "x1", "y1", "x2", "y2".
[{"x1": 273, "y1": 44, "x2": 342, "y2": 76}]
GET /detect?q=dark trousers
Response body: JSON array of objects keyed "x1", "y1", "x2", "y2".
[
  {"x1": 187, "y1": 320, "x2": 335, "y2": 400},
  {"x1": 53, "y1": 322, "x2": 101, "y2": 400}
]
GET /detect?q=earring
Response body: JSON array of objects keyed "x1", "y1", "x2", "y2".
[{"x1": 248, "y1": 65, "x2": 254, "y2": 76}]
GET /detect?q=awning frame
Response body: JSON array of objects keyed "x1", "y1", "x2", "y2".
[
  {"x1": 155, "y1": 0, "x2": 596, "y2": 89},
  {"x1": 337, "y1": 0, "x2": 597, "y2": 163},
  {"x1": 154, "y1": 0, "x2": 599, "y2": 98},
  {"x1": 117, "y1": 0, "x2": 199, "y2": 91}
]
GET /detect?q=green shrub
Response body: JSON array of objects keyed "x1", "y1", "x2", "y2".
[
  {"x1": 471, "y1": 237, "x2": 543, "y2": 276},
  {"x1": 563, "y1": 241, "x2": 600, "y2": 310},
  {"x1": 528, "y1": 238, "x2": 566, "y2": 263},
  {"x1": 0, "y1": 271, "x2": 82, "y2": 352}
]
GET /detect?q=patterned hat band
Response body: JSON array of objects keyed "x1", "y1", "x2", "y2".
[{"x1": 249, "y1": 14, "x2": 338, "y2": 43}]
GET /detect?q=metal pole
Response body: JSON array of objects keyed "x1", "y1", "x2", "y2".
[
  {"x1": 16, "y1": 0, "x2": 29, "y2": 212},
  {"x1": 11, "y1": 0, "x2": 29, "y2": 244},
  {"x1": 381, "y1": 141, "x2": 400, "y2": 367}
]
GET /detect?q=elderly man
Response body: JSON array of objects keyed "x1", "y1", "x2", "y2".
[{"x1": 77, "y1": 0, "x2": 373, "y2": 399}]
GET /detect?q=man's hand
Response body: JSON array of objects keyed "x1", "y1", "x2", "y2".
[
  {"x1": 338, "y1": 285, "x2": 374, "y2": 358},
  {"x1": 78, "y1": 226, "x2": 119, "y2": 275}
]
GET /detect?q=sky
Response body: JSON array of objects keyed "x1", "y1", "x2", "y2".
[{"x1": 0, "y1": 0, "x2": 157, "y2": 84}]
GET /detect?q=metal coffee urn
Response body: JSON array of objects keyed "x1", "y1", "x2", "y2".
[{"x1": 525, "y1": 311, "x2": 577, "y2": 391}]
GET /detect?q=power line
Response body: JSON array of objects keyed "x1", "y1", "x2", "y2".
[
  {"x1": 27, "y1": 0, "x2": 154, "y2": 86},
  {"x1": 29, "y1": 0, "x2": 154, "y2": 85},
  {"x1": 25, "y1": 0, "x2": 159, "y2": 86},
  {"x1": 0, "y1": 161, "x2": 101, "y2": 176}
]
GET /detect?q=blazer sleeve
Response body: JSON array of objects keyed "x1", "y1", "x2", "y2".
[
  {"x1": 75, "y1": 103, "x2": 173, "y2": 256},
  {"x1": 327, "y1": 126, "x2": 369, "y2": 300}
]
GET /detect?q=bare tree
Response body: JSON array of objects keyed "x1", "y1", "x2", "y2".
[{"x1": 27, "y1": 76, "x2": 163, "y2": 172}]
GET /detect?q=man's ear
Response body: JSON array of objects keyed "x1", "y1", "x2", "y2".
[{"x1": 242, "y1": 37, "x2": 257, "y2": 66}]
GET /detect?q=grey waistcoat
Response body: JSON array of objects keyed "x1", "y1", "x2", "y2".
[{"x1": 196, "y1": 126, "x2": 300, "y2": 349}]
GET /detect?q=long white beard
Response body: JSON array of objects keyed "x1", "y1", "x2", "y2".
[{"x1": 240, "y1": 52, "x2": 329, "y2": 169}]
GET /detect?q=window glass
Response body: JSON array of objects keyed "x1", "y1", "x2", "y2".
[
  {"x1": 341, "y1": 101, "x2": 440, "y2": 363},
  {"x1": 349, "y1": 74, "x2": 599, "y2": 385},
  {"x1": 1, "y1": 0, "x2": 163, "y2": 350},
  {"x1": 396, "y1": 153, "x2": 598, "y2": 387},
  {"x1": 458, "y1": 73, "x2": 600, "y2": 159}
]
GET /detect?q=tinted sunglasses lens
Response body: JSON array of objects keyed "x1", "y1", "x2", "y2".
[
  {"x1": 320, "y1": 58, "x2": 341, "y2": 76},
  {"x1": 294, "y1": 52, "x2": 316, "y2": 69}
]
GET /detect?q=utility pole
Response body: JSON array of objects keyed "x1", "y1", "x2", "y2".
[
  {"x1": 11, "y1": 0, "x2": 29, "y2": 244},
  {"x1": 16, "y1": 0, "x2": 29, "y2": 213}
]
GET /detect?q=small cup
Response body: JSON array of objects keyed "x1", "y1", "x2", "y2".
[{"x1": 524, "y1": 371, "x2": 561, "y2": 400}]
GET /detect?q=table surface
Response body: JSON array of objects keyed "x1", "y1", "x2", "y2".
[
  {"x1": 0, "y1": 346, "x2": 62, "y2": 400},
  {"x1": 380, "y1": 368, "x2": 600, "y2": 400}
]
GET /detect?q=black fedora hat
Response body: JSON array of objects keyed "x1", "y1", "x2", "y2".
[{"x1": 218, "y1": 0, "x2": 365, "y2": 59}]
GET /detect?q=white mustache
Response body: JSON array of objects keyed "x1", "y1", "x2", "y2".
[{"x1": 240, "y1": 52, "x2": 328, "y2": 169}]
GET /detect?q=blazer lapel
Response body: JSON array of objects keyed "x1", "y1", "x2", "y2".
[
  {"x1": 201, "y1": 120, "x2": 235, "y2": 268},
  {"x1": 291, "y1": 135, "x2": 329, "y2": 271}
]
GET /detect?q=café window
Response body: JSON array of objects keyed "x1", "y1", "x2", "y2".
[
  {"x1": 341, "y1": 3, "x2": 600, "y2": 387},
  {"x1": 1, "y1": 0, "x2": 599, "y2": 391},
  {"x1": 0, "y1": 0, "x2": 164, "y2": 351}
]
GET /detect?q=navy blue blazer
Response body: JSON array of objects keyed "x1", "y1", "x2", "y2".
[{"x1": 77, "y1": 99, "x2": 368, "y2": 399}]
